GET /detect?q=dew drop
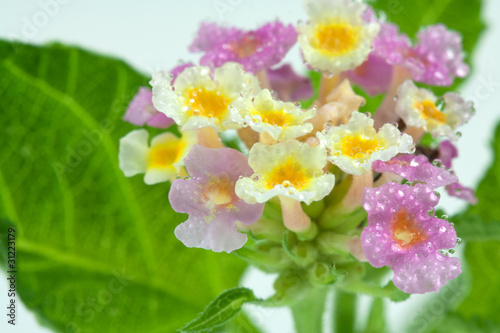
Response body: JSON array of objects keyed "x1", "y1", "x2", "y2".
[
  {"x1": 456, "y1": 237, "x2": 463, "y2": 245},
  {"x1": 251, "y1": 174, "x2": 260, "y2": 181},
  {"x1": 449, "y1": 249, "x2": 456, "y2": 254}
]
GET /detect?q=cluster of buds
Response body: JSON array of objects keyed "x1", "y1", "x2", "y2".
[{"x1": 119, "y1": 0, "x2": 475, "y2": 295}]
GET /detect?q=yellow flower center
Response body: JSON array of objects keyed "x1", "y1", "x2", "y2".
[
  {"x1": 416, "y1": 100, "x2": 446, "y2": 123},
  {"x1": 257, "y1": 109, "x2": 292, "y2": 127},
  {"x1": 265, "y1": 159, "x2": 310, "y2": 190},
  {"x1": 186, "y1": 88, "x2": 230, "y2": 122},
  {"x1": 339, "y1": 134, "x2": 382, "y2": 160},
  {"x1": 148, "y1": 142, "x2": 183, "y2": 168},
  {"x1": 391, "y1": 209, "x2": 427, "y2": 249},
  {"x1": 202, "y1": 176, "x2": 235, "y2": 207},
  {"x1": 314, "y1": 23, "x2": 359, "y2": 55}
]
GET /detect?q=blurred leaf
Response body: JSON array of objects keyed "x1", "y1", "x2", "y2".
[
  {"x1": 453, "y1": 124, "x2": 500, "y2": 323},
  {"x1": 425, "y1": 313, "x2": 500, "y2": 333},
  {"x1": 0, "y1": 41, "x2": 246, "y2": 332},
  {"x1": 453, "y1": 214, "x2": 500, "y2": 241},
  {"x1": 363, "y1": 298, "x2": 387, "y2": 333},
  {"x1": 214, "y1": 312, "x2": 264, "y2": 333},
  {"x1": 180, "y1": 288, "x2": 257, "y2": 333},
  {"x1": 291, "y1": 287, "x2": 327, "y2": 333},
  {"x1": 333, "y1": 291, "x2": 356, "y2": 333}
]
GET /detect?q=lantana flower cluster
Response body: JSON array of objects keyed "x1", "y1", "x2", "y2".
[{"x1": 118, "y1": 0, "x2": 475, "y2": 295}]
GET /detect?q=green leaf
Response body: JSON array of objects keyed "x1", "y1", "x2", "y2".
[
  {"x1": 425, "y1": 312, "x2": 500, "y2": 333},
  {"x1": 214, "y1": 312, "x2": 264, "y2": 333},
  {"x1": 453, "y1": 215, "x2": 500, "y2": 242},
  {"x1": 0, "y1": 41, "x2": 246, "y2": 332},
  {"x1": 179, "y1": 288, "x2": 257, "y2": 333},
  {"x1": 454, "y1": 124, "x2": 500, "y2": 323}
]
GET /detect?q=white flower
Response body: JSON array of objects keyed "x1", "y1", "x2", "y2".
[
  {"x1": 396, "y1": 80, "x2": 474, "y2": 140},
  {"x1": 317, "y1": 111, "x2": 414, "y2": 175},
  {"x1": 298, "y1": 0, "x2": 380, "y2": 74},
  {"x1": 230, "y1": 89, "x2": 316, "y2": 141},
  {"x1": 151, "y1": 62, "x2": 261, "y2": 132},
  {"x1": 119, "y1": 129, "x2": 196, "y2": 184},
  {"x1": 235, "y1": 141, "x2": 335, "y2": 205}
]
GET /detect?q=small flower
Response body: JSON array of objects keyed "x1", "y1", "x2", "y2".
[
  {"x1": 317, "y1": 111, "x2": 413, "y2": 175},
  {"x1": 372, "y1": 154, "x2": 458, "y2": 188},
  {"x1": 151, "y1": 62, "x2": 260, "y2": 132},
  {"x1": 438, "y1": 140, "x2": 457, "y2": 169},
  {"x1": 235, "y1": 141, "x2": 335, "y2": 205},
  {"x1": 413, "y1": 24, "x2": 470, "y2": 86},
  {"x1": 395, "y1": 80, "x2": 474, "y2": 140},
  {"x1": 119, "y1": 129, "x2": 196, "y2": 184},
  {"x1": 230, "y1": 89, "x2": 316, "y2": 141},
  {"x1": 438, "y1": 140, "x2": 478, "y2": 204},
  {"x1": 361, "y1": 182, "x2": 461, "y2": 293},
  {"x1": 189, "y1": 22, "x2": 297, "y2": 74},
  {"x1": 170, "y1": 145, "x2": 264, "y2": 253},
  {"x1": 267, "y1": 64, "x2": 314, "y2": 101},
  {"x1": 298, "y1": 0, "x2": 380, "y2": 74},
  {"x1": 445, "y1": 182, "x2": 478, "y2": 204},
  {"x1": 123, "y1": 63, "x2": 193, "y2": 129},
  {"x1": 344, "y1": 54, "x2": 393, "y2": 96},
  {"x1": 123, "y1": 87, "x2": 175, "y2": 129},
  {"x1": 366, "y1": 9, "x2": 468, "y2": 86}
]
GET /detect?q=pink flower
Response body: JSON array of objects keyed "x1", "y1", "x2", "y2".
[
  {"x1": 413, "y1": 25, "x2": 469, "y2": 86},
  {"x1": 266, "y1": 64, "x2": 314, "y2": 101},
  {"x1": 439, "y1": 141, "x2": 478, "y2": 204},
  {"x1": 372, "y1": 154, "x2": 457, "y2": 188},
  {"x1": 361, "y1": 9, "x2": 468, "y2": 87},
  {"x1": 446, "y1": 182, "x2": 478, "y2": 204},
  {"x1": 189, "y1": 22, "x2": 297, "y2": 74},
  {"x1": 123, "y1": 63, "x2": 193, "y2": 128},
  {"x1": 123, "y1": 87, "x2": 175, "y2": 128},
  {"x1": 344, "y1": 54, "x2": 393, "y2": 96},
  {"x1": 438, "y1": 140, "x2": 458, "y2": 169},
  {"x1": 361, "y1": 182, "x2": 461, "y2": 293},
  {"x1": 169, "y1": 145, "x2": 265, "y2": 253}
]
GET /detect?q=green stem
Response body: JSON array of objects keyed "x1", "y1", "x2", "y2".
[
  {"x1": 334, "y1": 291, "x2": 357, "y2": 333},
  {"x1": 290, "y1": 287, "x2": 328, "y2": 333},
  {"x1": 363, "y1": 298, "x2": 387, "y2": 333}
]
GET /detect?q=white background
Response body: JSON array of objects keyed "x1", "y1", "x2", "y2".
[{"x1": 1, "y1": 0, "x2": 500, "y2": 332}]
